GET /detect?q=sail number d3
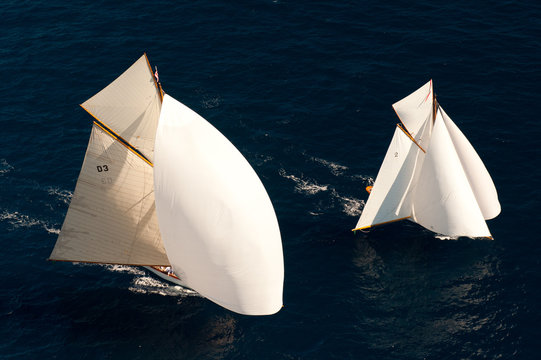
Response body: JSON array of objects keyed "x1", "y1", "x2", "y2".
[{"x1": 96, "y1": 165, "x2": 109, "y2": 172}]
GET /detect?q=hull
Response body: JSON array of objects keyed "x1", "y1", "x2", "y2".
[{"x1": 143, "y1": 266, "x2": 189, "y2": 288}]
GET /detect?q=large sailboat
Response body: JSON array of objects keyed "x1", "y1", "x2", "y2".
[
  {"x1": 49, "y1": 54, "x2": 284, "y2": 316},
  {"x1": 353, "y1": 80, "x2": 500, "y2": 238}
]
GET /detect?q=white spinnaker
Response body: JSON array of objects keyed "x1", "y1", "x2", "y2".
[
  {"x1": 81, "y1": 54, "x2": 161, "y2": 161},
  {"x1": 355, "y1": 126, "x2": 423, "y2": 230},
  {"x1": 154, "y1": 94, "x2": 284, "y2": 315},
  {"x1": 440, "y1": 107, "x2": 501, "y2": 220},
  {"x1": 392, "y1": 80, "x2": 433, "y2": 141},
  {"x1": 50, "y1": 124, "x2": 169, "y2": 265},
  {"x1": 412, "y1": 110, "x2": 491, "y2": 237}
]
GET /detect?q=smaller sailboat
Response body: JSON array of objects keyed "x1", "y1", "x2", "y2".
[{"x1": 353, "y1": 80, "x2": 500, "y2": 238}]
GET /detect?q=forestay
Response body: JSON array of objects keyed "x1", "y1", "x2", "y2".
[{"x1": 154, "y1": 94, "x2": 284, "y2": 315}]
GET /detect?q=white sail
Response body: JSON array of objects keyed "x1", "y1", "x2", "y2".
[
  {"x1": 81, "y1": 54, "x2": 161, "y2": 161},
  {"x1": 354, "y1": 126, "x2": 422, "y2": 230},
  {"x1": 392, "y1": 80, "x2": 433, "y2": 143},
  {"x1": 440, "y1": 108, "x2": 501, "y2": 220},
  {"x1": 153, "y1": 94, "x2": 284, "y2": 315},
  {"x1": 412, "y1": 110, "x2": 491, "y2": 237},
  {"x1": 355, "y1": 81, "x2": 498, "y2": 238},
  {"x1": 50, "y1": 124, "x2": 169, "y2": 265}
]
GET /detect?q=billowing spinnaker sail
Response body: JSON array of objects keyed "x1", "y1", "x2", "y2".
[
  {"x1": 392, "y1": 80, "x2": 433, "y2": 141},
  {"x1": 154, "y1": 94, "x2": 284, "y2": 315},
  {"x1": 354, "y1": 126, "x2": 423, "y2": 230},
  {"x1": 412, "y1": 110, "x2": 491, "y2": 237},
  {"x1": 440, "y1": 108, "x2": 501, "y2": 220},
  {"x1": 81, "y1": 54, "x2": 161, "y2": 161},
  {"x1": 50, "y1": 124, "x2": 169, "y2": 265}
]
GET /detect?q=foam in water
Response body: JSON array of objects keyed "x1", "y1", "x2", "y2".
[
  {"x1": 279, "y1": 169, "x2": 328, "y2": 195},
  {"x1": 128, "y1": 276, "x2": 198, "y2": 297},
  {"x1": 104, "y1": 264, "x2": 146, "y2": 276},
  {"x1": 104, "y1": 264, "x2": 199, "y2": 297},
  {"x1": 0, "y1": 210, "x2": 60, "y2": 234},
  {"x1": 310, "y1": 156, "x2": 348, "y2": 176},
  {"x1": 333, "y1": 191, "x2": 365, "y2": 217},
  {"x1": 435, "y1": 235, "x2": 459, "y2": 241},
  {"x1": 0, "y1": 159, "x2": 14, "y2": 175},
  {"x1": 201, "y1": 95, "x2": 222, "y2": 109},
  {"x1": 46, "y1": 187, "x2": 73, "y2": 205},
  {"x1": 352, "y1": 174, "x2": 374, "y2": 185}
]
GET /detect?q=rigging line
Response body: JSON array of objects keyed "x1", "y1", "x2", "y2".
[
  {"x1": 432, "y1": 86, "x2": 439, "y2": 124},
  {"x1": 424, "y1": 79, "x2": 433, "y2": 103},
  {"x1": 396, "y1": 123, "x2": 426, "y2": 153},
  {"x1": 80, "y1": 104, "x2": 154, "y2": 167}
]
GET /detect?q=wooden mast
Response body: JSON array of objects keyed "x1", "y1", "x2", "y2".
[{"x1": 432, "y1": 87, "x2": 439, "y2": 123}]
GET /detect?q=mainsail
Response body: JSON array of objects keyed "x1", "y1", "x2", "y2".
[
  {"x1": 354, "y1": 80, "x2": 500, "y2": 238},
  {"x1": 50, "y1": 54, "x2": 168, "y2": 265},
  {"x1": 50, "y1": 55, "x2": 284, "y2": 315}
]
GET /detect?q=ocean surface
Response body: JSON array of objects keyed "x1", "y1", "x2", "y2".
[{"x1": 1, "y1": 1, "x2": 539, "y2": 359}]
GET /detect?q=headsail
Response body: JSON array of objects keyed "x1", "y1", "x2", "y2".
[
  {"x1": 153, "y1": 94, "x2": 284, "y2": 315},
  {"x1": 50, "y1": 55, "x2": 168, "y2": 265},
  {"x1": 354, "y1": 126, "x2": 421, "y2": 230}
]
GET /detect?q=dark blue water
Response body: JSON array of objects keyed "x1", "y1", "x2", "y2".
[{"x1": 1, "y1": 1, "x2": 539, "y2": 359}]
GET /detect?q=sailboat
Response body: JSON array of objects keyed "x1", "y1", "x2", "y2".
[
  {"x1": 49, "y1": 54, "x2": 284, "y2": 315},
  {"x1": 353, "y1": 80, "x2": 500, "y2": 238}
]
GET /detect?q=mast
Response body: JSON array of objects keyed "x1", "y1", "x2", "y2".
[
  {"x1": 433, "y1": 90, "x2": 439, "y2": 123},
  {"x1": 144, "y1": 52, "x2": 164, "y2": 103}
]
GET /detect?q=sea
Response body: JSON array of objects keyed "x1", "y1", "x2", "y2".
[{"x1": 1, "y1": 1, "x2": 539, "y2": 359}]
